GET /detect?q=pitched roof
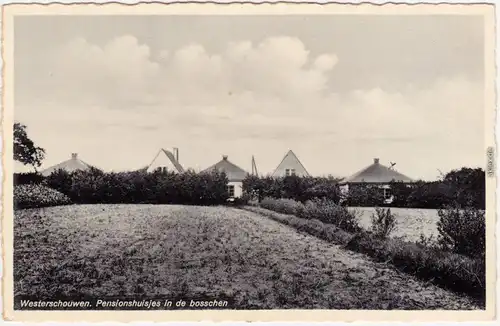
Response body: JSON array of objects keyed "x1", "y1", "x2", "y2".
[
  {"x1": 341, "y1": 158, "x2": 414, "y2": 184},
  {"x1": 40, "y1": 153, "x2": 92, "y2": 177},
  {"x1": 272, "y1": 150, "x2": 310, "y2": 177},
  {"x1": 147, "y1": 148, "x2": 184, "y2": 173},
  {"x1": 202, "y1": 155, "x2": 248, "y2": 181}
]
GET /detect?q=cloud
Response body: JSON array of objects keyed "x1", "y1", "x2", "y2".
[
  {"x1": 16, "y1": 34, "x2": 484, "y2": 178},
  {"x1": 39, "y1": 35, "x2": 160, "y2": 108}
]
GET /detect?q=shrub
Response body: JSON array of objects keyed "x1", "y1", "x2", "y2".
[
  {"x1": 14, "y1": 184, "x2": 71, "y2": 209},
  {"x1": 437, "y1": 206, "x2": 485, "y2": 258},
  {"x1": 406, "y1": 181, "x2": 454, "y2": 209},
  {"x1": 260, "y1": 197, "x2": 360, "y2": 233},
  {"x1": 242, "y1": 175, "x2": 341, "y2": 203},
  {"x1": 14, "y1": 172, "x2": 45, "y2": 185},
  {"x1": 260, "y1": 197, "x2": 304, "y2": 215},
  {"x1": 416, "y1": 234, "x2": 439, "y2": 250},
  {"x1": 370, "y1": 207, "x2": 397, "y2": 239},
  {"x1": 244, "y1": 206, "x2": 354, "y2": 246},
  {"x1": 388, "y1": 181, "x2": 414, "y2": 207},
  {"x1": 343, "y1": 184, "x2": 385, "y2": 207},
  {"x1": 345, "y1": 232, "x2": 485, "y2": 302},
  {"x1": 70, "y1": 167, "x2": 106, "y2": 204},
  {"x1": 43, "y1": 168, "x2": 229, "y2": 206},
  {"x1": 248, "y1": 203, "x2": 485, "y2": 303},
  {"x1": 443, "y1": 168, "x2": 485, "y2": 210},
  {"x1": 45, "y1": 169, "x2": 73, "y2": 197}
]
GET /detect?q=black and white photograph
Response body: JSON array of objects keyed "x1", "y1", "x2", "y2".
[{"x1": 2, "y1": 2, "x2": 496, "y2": 322}]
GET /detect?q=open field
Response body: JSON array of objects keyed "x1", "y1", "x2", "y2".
[
  {"x1": 14, "y1": 204, "x2": 478, "y2": 309},
  {"x1": 352, "y1": 207, "x2": 439, "y2": 242}
]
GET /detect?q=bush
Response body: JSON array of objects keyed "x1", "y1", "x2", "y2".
[
  {"x1": 44, "y1": 168, "x2": 229, "y2": 206},
  {"x1": 260, "y1": 197, "x2": 304, "y2": 215},
  {"x1": 244, "y1": 206, "x2": 354, "y2": 246},
  {"x1": 250, "y1": 199, "x2": 485, "y2": 303},
  {"x1": 248, "y1": 203, "x2": 485, "y2": 303},
  {"x1": 343, "y1": 184, "x2": 385, "y2": 207},
  {"x1": 437, "y1": 206, "x2": 485, "y2": 258},
  {"x1": 14, "y1": 172, "x2": 45, "y2": 185},
  {"x1": 443, "y1": 168, "x2": 485, "y2": 210},
  {"x1": 260, "y1": 197, "x2": 360, "y2": 233},
  {"x1": 45, "y1": 169, "x2": 73, "y2": 197},
  {"x1": 345, "y1": 232, "x2": 485, "y2": 302},
  {"x1": 370, "y1": 207, "x2": 397, "y2": 239},
  {"x1": 243, "y1": 175, "x2": 342, "y2": 203},
  {"x1": 14, "y1": 184, "x2": 71, "y2": 209},
  {"x1": 406, "y1": 181, "x2": 454, "y2": 209}
]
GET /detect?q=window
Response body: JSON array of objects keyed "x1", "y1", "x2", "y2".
[
  {"x1": 161, "y1": 167, "x2": 167, "y2": 173},
  {"x1": 227, "y1": 185, "x2": 235, "y2": 197},
  {"x1": 383, "y1": 188, "x2": 392, "y2": 200},
  {"x1": 285, "y1": 168, "x2": 296, "y2": 176}
]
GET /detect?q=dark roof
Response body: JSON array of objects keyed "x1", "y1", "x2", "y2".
[
  {"x1": 40, "y1": 154, "x2": 92, "y2": 176},
  {"x1": 341, "y1": 158, "x2": 414, "y2": 184},
  {"x1": 202, "y1": 155, "x2": 248, "y2": 181}
]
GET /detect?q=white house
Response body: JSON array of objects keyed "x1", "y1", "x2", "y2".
[
  {"x1": 202, "y1": 155, "x2": 248, "y2": 198},
  {"x1": 271, "y1": 150, "x2": 310, "y2": 178},
  {"x1": 146, "y1": 148, "x2": 184, "y2": 173},
  {"x1": 339, "y1": 158, "x2": 414, "y2": 204},
  {"x1": 40, "y1": 153, "x2": 92, "y2": 177}
]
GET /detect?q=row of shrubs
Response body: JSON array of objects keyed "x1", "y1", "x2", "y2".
[
  {"x1": 260, "y1": 197, "x2": 360, "y2": 233},
  {"x1": 14, "y1": 184, "x2": 71, "y2": 209},
  {"x1": 242, "y1": 167, "x2": 485, "y2": 210},
  {"x1": 243, "y1": 175, "x2": 342, "y2": 203},
  {"x1": 253, "y1": 197, "x2": 485, "y2": 303},
  {"x1": 14, "y1": 168, "x2": 232, "y2": 207},
  {"x1": 44, "y1": 168, "x2": 231, "y2": 205}
]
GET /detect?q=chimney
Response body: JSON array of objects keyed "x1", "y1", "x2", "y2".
[
  {"x1": 71, "y1": 153, "x2": 78, "y2": 160},
  {"x1": 173, "y1": 148, "x2": 179, "y2": 162},
  {"x1": 374, "y1": 158, "x2": 380, "y2": 164},
  {"x1": 223, "y1": 155, "x2": 228, "y2": 161}
]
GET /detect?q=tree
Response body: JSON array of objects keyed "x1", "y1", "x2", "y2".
[
  {"x1": 14, "y1": 122, "x2": 45, "y2": 171},
  {"x1": 443, "y1": 167, "x2": 485, "y2": 209}
]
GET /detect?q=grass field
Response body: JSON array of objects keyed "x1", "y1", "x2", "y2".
[
  {"x1": 352, "y1": 207, "x2": 439, "y2": 242},
  {"x1": 14, "y1": 204, "x2": 478, "y2": 309}
]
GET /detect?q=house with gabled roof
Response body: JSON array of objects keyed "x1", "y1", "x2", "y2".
[
  {"x1": 202, "y1": 155, "x2": 248, "y2": 198},
  {"x1": 339, "y1": 158, "x2": 414, "y2": 204},
  {"x1": 40, "y1": 153, "x2": 93, "y2": 177},
  {"x1": 271, "y1": 150, "x2": 310, "y2": 178},
  {"x1": 146, "y1": 148, "x2": 184, "y2": 173}
]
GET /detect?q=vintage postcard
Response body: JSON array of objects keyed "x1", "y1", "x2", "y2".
[{"x1": 1, "y1": 1, "x2": 496, "y2": 323}]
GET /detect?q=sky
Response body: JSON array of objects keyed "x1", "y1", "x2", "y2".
[{"x1": 14, "y1": 15, "x2": 486, "y2": 180}]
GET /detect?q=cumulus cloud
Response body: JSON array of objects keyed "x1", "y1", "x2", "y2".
[{"x1": 16, "y1": 34, "x2": 484, "y2": 178}]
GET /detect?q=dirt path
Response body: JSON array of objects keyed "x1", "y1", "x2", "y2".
[{"x1": 230, "y1": 207, "x2": 479, "y2": 309}]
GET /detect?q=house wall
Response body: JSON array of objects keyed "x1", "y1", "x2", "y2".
[
  {"x1": 147, "y1": 152, "x2": 180, "y2": 173},
  {"x1": 228, "y1": 181, "x2": 243, "y2": 198},
  {"x1": 272, "y1": 160, "x2": 308, "y2": 177}
]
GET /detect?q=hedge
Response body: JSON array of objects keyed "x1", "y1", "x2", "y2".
[
  {"x1": 246, "y1": 199, "x2": 486, "y2": 304},
  {"x1": 14, "y1": 172, "x2": 45, "y2": 186},
  {"x1": 243, "y1": 175, "x2": 342, "y2": 204},
  {"x1": 243, "y1": 167, "x2": 485, "y2": 210},
  {"x1": 45, "y1": 168, "x2": 230, "y2": 206}
]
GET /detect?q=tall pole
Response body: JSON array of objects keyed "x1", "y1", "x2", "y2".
[{"x1": 252, "y1": 155, "x2": 258, "y2": 176}]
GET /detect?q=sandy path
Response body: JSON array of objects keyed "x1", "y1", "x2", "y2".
[{"x1": 229, "y1": 207, "x2": 479, "y2": 309}]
